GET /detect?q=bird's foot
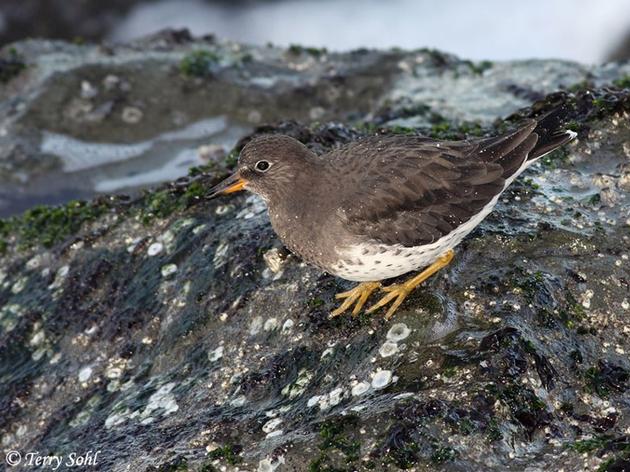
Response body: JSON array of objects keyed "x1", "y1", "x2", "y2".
[
  {"x1": 365, "y1": 282, "x2": 415, "y2": 320},
  {"x1": 330, "y1": 281, "x2": 382, "y2": 318},
  {"x1": 366, "y1": 249, "x2": 455, "y2": 319}
]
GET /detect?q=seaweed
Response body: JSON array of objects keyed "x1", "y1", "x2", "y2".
[{"x1": 179, "y1": 50, "x2": 219, "y2": 77}]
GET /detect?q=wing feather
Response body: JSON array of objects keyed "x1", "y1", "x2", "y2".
[{"x1": 327, "y1": 122, "x2": 542, "y2": 247}]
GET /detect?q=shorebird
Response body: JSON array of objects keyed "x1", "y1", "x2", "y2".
[{"x1": 209, "y1": 118, "x2": 575, "y2": 319}]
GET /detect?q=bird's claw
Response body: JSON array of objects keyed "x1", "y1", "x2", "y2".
[
  {"x1": 365, "y1": 283, "x2": 413, "y2": 320},
  {"x1": 330, "y1": 281, "x2": 381, "y2": 318}
]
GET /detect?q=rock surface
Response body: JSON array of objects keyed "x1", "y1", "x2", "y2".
[{"x1": 0, "y1": 33, "x2": 629, "y2": 471}]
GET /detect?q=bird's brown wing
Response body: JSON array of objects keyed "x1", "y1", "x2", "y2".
[{"x1": 332, "y1": 122, "x2": 540, "y2": 247}]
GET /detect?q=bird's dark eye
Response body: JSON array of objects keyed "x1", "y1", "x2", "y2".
[{"x1": 255, "y1": 160, "x2": 271, "y2": 172}]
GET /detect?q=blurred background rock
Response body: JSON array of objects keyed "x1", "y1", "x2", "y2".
[{"x1": 1, "y1": 0, "x2": 630, "y2": 62}]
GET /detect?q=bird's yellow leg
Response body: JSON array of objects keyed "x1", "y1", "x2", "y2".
[
  {"x1": 366, "y1": 249, "x2": 455, "y2": 320},
  {"x1": 330, "y1": 281, "x2": 382, "y2": 318}
]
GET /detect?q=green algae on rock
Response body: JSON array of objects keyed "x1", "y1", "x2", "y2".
[
  {"x1": 0, "y1": 47, "x2": 26, "y2": 83},
  {"x1": 179, "y1": 50, "x2": 220, "y2": 77}
]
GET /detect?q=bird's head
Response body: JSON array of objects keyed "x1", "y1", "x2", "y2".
[{"x1": 208, "y1": 135, "x2": 316, "y2": 202}]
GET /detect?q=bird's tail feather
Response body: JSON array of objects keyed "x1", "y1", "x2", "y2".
[{"x1": 528, "y1": 106, "x2": 576, "y2": 160}]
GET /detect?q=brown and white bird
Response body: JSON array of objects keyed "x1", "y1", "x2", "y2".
[{"x1": 209, "y1": 117, "x2": 575, "y2": 319}]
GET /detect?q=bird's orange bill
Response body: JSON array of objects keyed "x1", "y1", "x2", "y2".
[{"x1": 207, "y1": 173, "x2": 248, "y2": 198}]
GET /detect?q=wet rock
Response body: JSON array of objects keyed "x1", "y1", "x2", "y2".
[{"x1": 0, "y1": 34, "x2": 629, "y2": 472}]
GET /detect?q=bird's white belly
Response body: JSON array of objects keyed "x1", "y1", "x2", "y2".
[{"x1": 332, "y1": 190, "x2": 503, "y2": 282}]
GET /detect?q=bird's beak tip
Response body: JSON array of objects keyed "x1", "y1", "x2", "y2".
[
  {"x1": 207, "y1": 173, "x2": 248, "y2": 199},
  {"x1": 221, "y1": 178, "x2": 247, "y2": 195}
]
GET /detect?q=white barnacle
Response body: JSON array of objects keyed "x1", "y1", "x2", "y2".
[
  {"x1": 379, "y1": 341, "x2": 399, "y2": 358},
  {"x1": 581, "y1": 289, "x2": 594, "y2": 309},
  {"x1": 26, "y1": 254, "x2": 43, "y2": 270},
  {"x1": 192, "y1": 223, "x2": 208, "y2": 234},
  {"x1": 249, "y1": 316, "x2": 263, "y2": 335},
  {"x1": 262, "y1": 418, "x2": 283, "y2": 433},
  {"x1": 143, "y1": 382, "x2": 179, "y2": 417},
  {"x1": 281, "y1": 369, "x2": 313, "y2": 398},
  {"x1": 351, "y1": 381, "x2": 370, "y2": 396},
  {"x1": 230, "y1": 395, "x2": 246, "y2": 407},
  {"x1": 147, "y1": 242, "x2": 164, "y2": 256},
  {"x1": 307, "y1": 395, "x2": 322, "y2": 408},
  {"x1": 208, "y1": 345, "x2": 224, "y2": 362},
  {"x1": 263, "y1": 248, "x2": 285, "y2": 273},
  {"x1": 328, "y1": 387, "x2": 345, "y2": 406},
  {"x1": 371, "y1": 370, "x2": 393, "y2": 390},
  {"x1": 258, "y1": 455, "x2": 285, "y2": 472},
  {"x1": 282, "y1": 319, "x2": 294, "y2": 333},
  {"x1": 264, "y1": 318, "x2": 279, "y2": 331},
  {"x1": 386, "y1": 323, "x2": 411, "y2": 342},
  {"x1": 159, "y1": 230, "x2": 175, "y2": 245},
  {"x1": 213, "y1": 240, "x2": 230, "y2": 268},
  {"x1": 11, "y1": 277, "x2": 27, "y2": 294},
  {"x1": 49, "y1": 265, "x2": 70, "y2": 290},
  {"x1": 161, "y1": 264, "x2": 177, "y2": 277},
  {"x1": 78, "y1": 366, "x2": 93, "y2": 383}
]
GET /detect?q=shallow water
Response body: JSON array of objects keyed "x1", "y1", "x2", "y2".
[{"x1": 0, "y1": 116, "x2": 249, "y2": 217}]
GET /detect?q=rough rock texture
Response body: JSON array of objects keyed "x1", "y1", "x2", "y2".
[{"x1": 1, "y1": 33, "x2": 630, "y2": 471}]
